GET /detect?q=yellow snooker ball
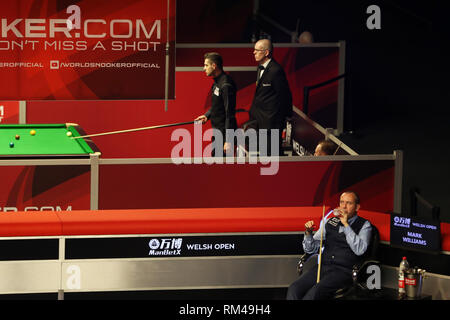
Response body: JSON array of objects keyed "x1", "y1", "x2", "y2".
[
  {"x1": 30, "y1": 130, "x2": 36, "y2": 136},
  {"x1": 66, "y1": 131, "x2": 73, "y2": 137}
]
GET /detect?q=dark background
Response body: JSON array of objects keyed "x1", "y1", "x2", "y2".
[{"x1": 177, "y1": 0, "x2": 448, "y2": 222}]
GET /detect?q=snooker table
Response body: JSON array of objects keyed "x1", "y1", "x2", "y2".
[
  {"x1": 0, "y1": 123, "x2": 99, "y2": 158},
  {"x1": 0, "y1": 123, "x2": 101, "y2": 211}
]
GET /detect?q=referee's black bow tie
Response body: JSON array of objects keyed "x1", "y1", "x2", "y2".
[{"x1": 258, "y1": 65, "x2": 265, "y2": 70}]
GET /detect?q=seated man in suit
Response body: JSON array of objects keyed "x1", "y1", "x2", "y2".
[
  {"x1": 298, "y1": 31, "x2": 314, "y2": 44},
  {"x1": 286, "y1": 191, "x2": 373, "y2": 300},
  {"x1": 314, "y1": 140, "x2": 337, "y2": 156}
]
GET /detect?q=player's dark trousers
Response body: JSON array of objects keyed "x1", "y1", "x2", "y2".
[
  {"x1": 257, "y1": 129, "x2": 283, "y2": 156},
  {"x1": 286, "y1": 264, "x2": 353, "y2": 300}
]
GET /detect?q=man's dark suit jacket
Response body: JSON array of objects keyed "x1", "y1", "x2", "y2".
[{"x1": 249, "y1": 59, "x2": 292, "y2": 130}]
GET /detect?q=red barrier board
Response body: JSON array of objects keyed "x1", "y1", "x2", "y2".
[
  {"x1": 0, "y1": 0, "x2": 175, "y2": 100},
  {"x1": 58, "y1": 207, "x2": 324, "y2": 236},
  {"x1": 0, "y1": 211, "x2": 62, "y2": 236},
  {"x1": 98, "y1": 161, "x2": 395, "y2": 213},
  {"x1": 0, "y1": 207, "x2": 448, "y2": 252},
  {"x1": 0, "y1": 101, "x2": 19, "y2": 124},
  {"x1": 0, "y1": 166, "x2": 91, "y2": 212}
]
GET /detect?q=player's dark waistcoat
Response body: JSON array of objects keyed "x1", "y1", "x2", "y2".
[
  {"x1": 210, "y1": 72, "x2": 237, "y2": 134},
  {"x1": 322, "y1": 215, "x2": 368, "y2": 269}
]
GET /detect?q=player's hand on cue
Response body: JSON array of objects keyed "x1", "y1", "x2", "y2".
[
  {"x1": 195, "y1": 115, "x2": 208, "y2": 124},
  {"x1": 305, "y1": 220, "x2": 315, "y2": 235},
  {"x1": 224, "y1": 142, "x2": 231, "y2": 153}
]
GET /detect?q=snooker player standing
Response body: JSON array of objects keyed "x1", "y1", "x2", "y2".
[{"x1": 195, "y1": 52, "x2": 237, "y2": 155}]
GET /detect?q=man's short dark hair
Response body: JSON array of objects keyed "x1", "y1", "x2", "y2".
[
  {"x1": 204, "y1": 52, "x2": 223, "y2": 70},
  {"x1": 318, "y1": 140, "x2": 337, "y2": 155},
  {"x1": 343, "y1": 191, "x2": 360, "y2": 205}
]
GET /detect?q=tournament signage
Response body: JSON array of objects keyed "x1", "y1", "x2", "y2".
[
  {"x1": 390, "y1": 214, "x2": 441, "y2": 253},
  {"x1": 65, "y1": 234, "x2": 302, "y2": 259},
  {"x1": 0, "y1": 0, "x2": 175, "y2": 100}
]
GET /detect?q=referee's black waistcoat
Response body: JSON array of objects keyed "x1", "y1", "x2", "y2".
[{"x1": 322, "y1": 216, "x2": 368, "y2": 269}]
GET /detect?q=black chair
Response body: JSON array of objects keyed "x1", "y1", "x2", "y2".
[{"x1": 296, "y1": 224, "x2": 382, "y2": 299}]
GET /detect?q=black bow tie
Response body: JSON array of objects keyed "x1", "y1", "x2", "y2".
[{"x1": 258, "y1": 65, "x2": 265, "y2": 70}]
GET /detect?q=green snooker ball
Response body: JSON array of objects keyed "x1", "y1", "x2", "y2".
[{"x1": 9, "y1": 142, "x2": 14, "y2": 148}]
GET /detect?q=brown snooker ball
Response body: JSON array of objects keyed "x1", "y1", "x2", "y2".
[{"x1": 15, "y1": 134, "x2": 20, "y2": 140}]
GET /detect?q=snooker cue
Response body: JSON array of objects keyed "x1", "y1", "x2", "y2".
[
  {"x1": 71, "y1": 120, "x2": 196, "y2": 139},
  {"x1": 316, "y1": 204, "x2": 326, "y2": 283}
]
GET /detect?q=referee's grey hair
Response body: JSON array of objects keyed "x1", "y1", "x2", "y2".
[{"x1": 259, "y1": 39, "x2": 273, "y2": 57}]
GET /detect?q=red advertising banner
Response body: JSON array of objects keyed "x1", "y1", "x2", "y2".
[
  {"x1": 0, "y1": 101, "x2": 19, "y2": 123},
  {"x1": 0, "y1": 166, "x2": 91, "y2": 212},
  {"x1": 0, "y1": 0, "x2": 176, "y2": 100}
]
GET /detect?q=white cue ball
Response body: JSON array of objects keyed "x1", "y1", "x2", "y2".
[{"x1": 66, "y1": 131, "x2": 73, "y2": 137}]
